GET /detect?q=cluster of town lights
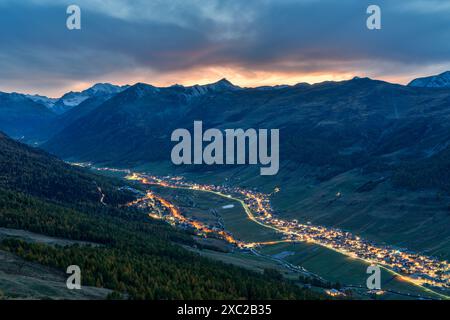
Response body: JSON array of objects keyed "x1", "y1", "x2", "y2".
[{"x1": 124, "y1": 172, "x2": 450, "y2": 291}]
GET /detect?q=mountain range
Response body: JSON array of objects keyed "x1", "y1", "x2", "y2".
[
  {"x1": 0, "y1": 72, "x2": 450, "y2": 299},
  {"x1": 0, "y1": 92, "x2": 55, "y2": 140},
  {"x1": 2, "y1": 72, "x2": 450, "y2": 187},
  {"x1": 42, "y1": 75, "x2": 450, "y2": 182},
  {"x1": 2, "y1": 71, "x2": 450, "y2": 260},
  {"x1": 26, "y1": 83, "x2": 130, "y2": 114},
  {"x1": 0, "y1": 83, "x2": 129, "y2": 142}
]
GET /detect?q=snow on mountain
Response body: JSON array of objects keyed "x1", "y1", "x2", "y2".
[
  {"x1": 12, "y1": 83, "x2": 131, "y2": 114},
  {"x1": 24, "y1": 94, "x2": 58, "y2": 108},
  {"x1": 59, "y1": 93, "x2": 90, "y2": 107},
  {"x1": 84, "y1": 83, "x2": 131, "y2": 96},
  {"x1": 408, "y1": 71, "x2": 450, "y2": 88},
  {"x1": 53, "y1": 83, "x2": 130, "y2": 114},
  {"x1": 173, "y1": 78, "x2": 241, "y2": 98}
]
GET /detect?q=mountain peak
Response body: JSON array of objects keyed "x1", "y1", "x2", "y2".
[
  {"x1": 351, "y1": 76, "x2": 369, "y2": 80},
  {"x1": 205, "y1": 78, "x2": 240, "y2": 91},
  {"x1": 180, "y1": 78, "x2": 241, "y2": 98},
  {"x1": 171, "y1": 78, "x2": 239, "y2": 91},
  {"x1": 124, "y1": 82, "x2": 159, "y2": 99},
  {"x1": 408, "y1": 71, "x2": 450, "y2": 88},
  {"x1": 88, "y1": 83, "x2": 130, "y2": 94},
  {"x1": 50, "y1": 83, "x2": 131, "y2": 114},
  {"x1": 216, "y1": 78, "x2": 233, "y2": 85}
]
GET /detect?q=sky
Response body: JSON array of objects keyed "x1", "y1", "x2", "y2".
[{"x1": 0, "y1": 0, "x2": 450, "y2": 97}]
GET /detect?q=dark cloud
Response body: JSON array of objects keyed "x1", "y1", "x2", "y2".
[{"x1": 0, "y1": 0, "x2": 449, "y2": 95}]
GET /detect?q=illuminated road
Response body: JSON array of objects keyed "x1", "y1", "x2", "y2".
[
  {"x1": 123, "y1": 172, "x2": 450, "y2": 299},
  {"x1": 70, "y1": 163, "x2": 450, "y2": 299}
]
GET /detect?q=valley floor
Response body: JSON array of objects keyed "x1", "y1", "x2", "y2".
[
  {"x1": 154, "y1": 185, "x2": 448, "y2": 300},
  {"x1": 113, "y1": 166, "x2": 449, "y2": 300}
]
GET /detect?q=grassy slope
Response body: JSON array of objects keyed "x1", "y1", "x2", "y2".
[
  {"x1": 259, "y1": 242, "x2": 444, "y2": 300},
  {"x1": 268, "y1": 169, "x2": 450, "y2": 260},
  {"x1": 0, "y1": 236, "x2": 110, "y2": 300}
]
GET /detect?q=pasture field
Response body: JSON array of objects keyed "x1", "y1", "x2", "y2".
[
  {"x1": 150, "y1": 185, "x2": 282, "y2": 243},
  {"x1": 259, "y1": 242, "x2": 445, "y2": 300}
]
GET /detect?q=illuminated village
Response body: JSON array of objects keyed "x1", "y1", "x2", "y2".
[
  {"x1": 122, "y1": 171, "x2": 450, "y2": 293},
  {"x1": 69, "y1": 163, "x2": 450, "y2": 294}
]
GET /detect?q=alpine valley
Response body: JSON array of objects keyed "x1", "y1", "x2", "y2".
[{"x1": 1, "y1": 72, "x2": 450, "y2": 300}]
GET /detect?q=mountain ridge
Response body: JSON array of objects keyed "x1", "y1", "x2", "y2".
[
  {"x1": 408, "y1": 71, "x2": 450, "y2": 88},
  {"x1": 0, "y1": 92, "x2": 56, "y2": 140},
  {"x1": 50, "y1": 83, "x2": 131, "y2": 114},
  {"x1": 44, "y1": 76, "x2": 442, "y2": 166}
]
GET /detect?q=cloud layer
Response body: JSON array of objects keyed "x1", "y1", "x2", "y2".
[{"x1": 0, "y1": 0, "x2": 449, "y2": 96}]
